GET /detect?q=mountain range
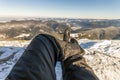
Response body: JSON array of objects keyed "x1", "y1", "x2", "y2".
[{"x1": 0, "y1": 18, "x2": 120, "y2": 40}]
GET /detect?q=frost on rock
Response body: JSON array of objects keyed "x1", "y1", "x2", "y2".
[{"x1": 79, "y1": 40, "x2": 120, "y2": 80}]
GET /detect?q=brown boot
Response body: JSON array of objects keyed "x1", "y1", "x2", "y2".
[{"x1": 58, "y1": 28, "x2": 99, "y2": 80}]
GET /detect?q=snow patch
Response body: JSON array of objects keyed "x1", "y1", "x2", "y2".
[
  {"x1": 14, "y1": 34, "x2": 30, "y2": 38},
  {"x1": 79, "y1": 39, "x2": 120, "y2": 80}
]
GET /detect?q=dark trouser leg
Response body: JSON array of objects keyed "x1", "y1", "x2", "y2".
[
  {"x1": 7, "y1": 34, "x2": 62, "y2": 80},
  {"x1": 62, "y1": 54, "x2": 99, "y2": 80}
]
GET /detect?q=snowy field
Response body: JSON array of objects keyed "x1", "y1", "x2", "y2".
[{"x1": 0, "y1": 40, "x2": 120, "y2": 80}]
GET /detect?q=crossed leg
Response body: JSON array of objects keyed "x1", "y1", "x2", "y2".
[
  {"x1": 7, "y1": 34, "x2": 63, "y2": 80},
  {"x1": 6, "y1": 34, "x2": 99, "y2": 80}
]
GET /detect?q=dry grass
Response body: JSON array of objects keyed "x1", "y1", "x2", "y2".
[{"x1": 51, "y1": 32, "x2": 63, "y2": 40}]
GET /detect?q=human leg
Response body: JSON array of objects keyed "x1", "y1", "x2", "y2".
[
  {"x1": 61, "y1": 28, "x2": 99, "y2": 80},
  {"x1": 6, "y1": 34, "x2": 63, "y2": 80}
]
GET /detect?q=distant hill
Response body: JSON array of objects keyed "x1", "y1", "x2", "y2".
[
  {"x1": 0, "y1": 20, "x2": 68, "y2": 40},
  {"x1": 72, "y1": 27, "x2": 120, "y2": 40},
  {"x1": 0, "y1": 19, "x2": 120, "y2": 40},
  {"x1": 69, "y1": 19, "x2": 120, "y2": 29}
]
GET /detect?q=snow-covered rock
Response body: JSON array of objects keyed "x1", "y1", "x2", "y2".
[
  {"x1": 79, "y1": 40, "x2": 120, "y2": 80},
  {"x1": 0, "y1": 40, "x2": 120, "y2": 80}
]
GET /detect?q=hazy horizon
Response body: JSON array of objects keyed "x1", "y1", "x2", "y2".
[{"x1": 0, "y1": 0, "x2": 120, "y2": 19}]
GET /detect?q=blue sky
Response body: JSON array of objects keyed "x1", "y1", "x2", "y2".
[{"x1": 0, "y1": 0, "x2": 120, "y2": 19}]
